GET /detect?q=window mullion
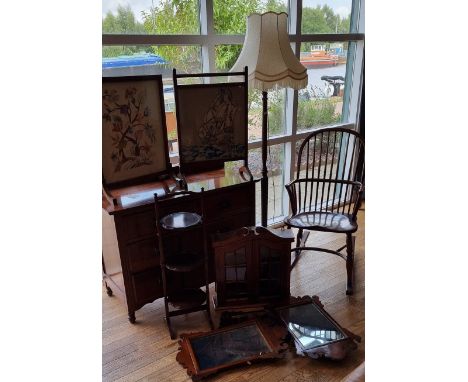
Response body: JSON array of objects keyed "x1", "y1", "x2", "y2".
[
  {"x1": 286, "y1": 0, "x2": 302, "y2": 217},
  {"x1": 200, "y1": 0, "x2": 215, "y2": 79}
]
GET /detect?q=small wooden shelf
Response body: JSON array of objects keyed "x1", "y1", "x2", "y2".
[
  {"x1": 165, "y1": 254, "x2": 204, "y2": 272},
  {"x1": 155, "y1": 190, "x2": 215, "y2": 338},
  {"x1": 168, "y1": 288, "x2": 207, "y2": 310}
]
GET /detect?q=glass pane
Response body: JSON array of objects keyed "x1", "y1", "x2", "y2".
[
  {"x1": 270, "y1": 262, "x2": 280, "y2": 278},
  {"x1": 302, "y1": 1, "x2": 352, "y2": 34},
  {"x1": 248, "y1": 89, "x2": 287, "y2": 140},
  {"x1": 278, "y1": 302, "x2": 345, "y2": 350},
  {"x1": 260, "y1": 264, "x2": 269, "y2": 278},
  {"x1": 102, "y1": 0, "x2": 200, "y2": 35},
  {"x1": 259, "y1": 280, "x2": 280, "y2": 296},
  {"x1": 295, "y1": 132, "x2": 343, "y2": 177},
  {"x1": 215, "y1": 45, "x2": 242, "y2": 72},
  {"x1": 297, "y1": 42, "x2": 353, "y2": 131},
  {"x1": 226, "y1": 282, "x2": 248, "y2": 297},
  {"x1": 260, "y1": 246, "x2": 269, "y2": 260},
  {"x1": 237, "y1": 267, "x2": 246, "y2": 281},
  {"x1": 226, "y1": 267, "x2": 237, "y2": 281},
  {"x1": 101, "y1": 45, "x2": 202, "y2": 79},
  {"x1": 267, "y1": 144, "x2": 285, "y2": 221},
  {"x1": 213, "y1": 0, "x2": 288, "y2": 34},
  {"x1": 227, "y1": 144, "x2": 284, "y2": 224},
  {"x1": 102, "y1": 46, "x2": 171, "y2": 75},
  {"x1": 270, "y1": 250, "x2": 280, "y2": 259},
  {"x1": 190, "y1": 324, "x2": 271, "y2": 371},
  {"x1": 235, "y1": 249, "x2": 246, "y2": 265},
  {"x1": 225, "y1": 252, "x2": 236, "y2": 266}
]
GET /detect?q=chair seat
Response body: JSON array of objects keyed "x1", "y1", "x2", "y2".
[{"x1": 284, "y1": 211, "x2": 357, "y2": 233}]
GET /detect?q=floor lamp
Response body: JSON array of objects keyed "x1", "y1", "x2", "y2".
[{"x1": 230, "y1": 12, "x2": 308, "y2": 227}]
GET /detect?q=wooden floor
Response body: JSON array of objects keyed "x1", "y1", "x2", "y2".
[{"x1": 102, "y1": 206, "x2": 365, "y2": 382}]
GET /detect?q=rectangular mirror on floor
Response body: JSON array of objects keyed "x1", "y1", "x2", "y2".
[
  {"x1": 276, "y1": 295, "x2": 361, "y2": 360},
  {"x1": 176, "y1": 319, "x2": 288, "y2": 381}
]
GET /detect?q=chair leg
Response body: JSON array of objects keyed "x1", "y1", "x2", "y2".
[
  {"x1": 346, "y1": 233, "x2": 355, "y2": 295},
  {"x1": 291, "y1": 229, "x2": 303, "y2": 270},
  {"x1": 128, "y1": 310, "x2": 136, "y2": 324},
  {"x1": 205, "y1": 281, "x2": 214, "y2": 330},
  {"x1": 164, "y1": 296, "x2": 176, "y2": 339}
]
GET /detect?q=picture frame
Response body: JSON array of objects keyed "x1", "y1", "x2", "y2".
[
  {"x1": 173, "y1": 69, "x2": 248, "y2": 174},
  {"x1": 102, "y1": 75, "x2": 171, "y2": 188},
  {"x1": 275, "y1": 295, "x2": 361, "y2": 360},
  {"x1": 176, "y1": 319, "x2": 288, "y2": 381}
]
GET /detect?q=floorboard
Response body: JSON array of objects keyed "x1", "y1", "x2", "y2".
[{"x1": 102, "y1": 206, "x2": 365, "y2": 382}]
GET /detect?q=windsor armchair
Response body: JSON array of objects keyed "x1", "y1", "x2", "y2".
[{"x1": 284, "y1": 127, "x2": 364, "y2": 295}]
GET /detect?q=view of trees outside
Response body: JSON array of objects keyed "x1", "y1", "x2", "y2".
[{"x1": 302, "y1": 3, "x2": 351, "y2": 35}]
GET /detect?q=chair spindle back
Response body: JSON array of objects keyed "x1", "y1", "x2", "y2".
[{"x1": 287, "y1": 127, "x2": 364, "y2": 218}]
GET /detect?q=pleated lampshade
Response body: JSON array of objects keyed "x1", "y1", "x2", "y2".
[{"x1": 230, "y1": 12, "x2": 308, "y2": 91}]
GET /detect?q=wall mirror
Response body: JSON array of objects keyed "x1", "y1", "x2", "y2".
[
  {"x1": 176, "y1": 319, "x2": 288, "y2": 380},
  {"x1": 276, "y1": 296, "x2": 360, "y2": 360}
]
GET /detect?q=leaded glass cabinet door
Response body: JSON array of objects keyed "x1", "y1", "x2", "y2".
[
  {"x1": 214, "y1": 238, "x2": 253, "y2": 306},
  {"x1": 254, "y1": 238, "x2": 291, "y2": 302},
  {"x1": 224, "y1": 246, "x2": 250, "y2": 303}
]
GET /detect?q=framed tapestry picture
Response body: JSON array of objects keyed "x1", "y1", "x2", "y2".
[
  {"x1": 102, "y1": 75, "x2": 171, "y2": 187},
  {"x1": 173, "y1": 69, "x2": 248, "y2": 174}
]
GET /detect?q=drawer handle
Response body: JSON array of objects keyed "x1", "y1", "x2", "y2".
[{"x1": 217, "y1": 200, "x2": 231, "y2": 210}]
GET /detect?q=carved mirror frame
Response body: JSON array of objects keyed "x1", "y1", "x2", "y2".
[
  {"x1": 275, "y1": 295, "x2": 361, "y2": 360},
  {"x1": 176, "y1": 319, "x2": 288, "y2": 381}
]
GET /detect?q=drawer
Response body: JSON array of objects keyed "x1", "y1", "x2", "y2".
[
  {"x1": 116, "y1": 209, "x2": 155, "y2": 241},
  {"x1": 131, "y1": 268, "x2": 163, "y2": 307},
  {"x1": 204, "y1": 184, "x2": 254, "y2": 222},
  {"x1": 126, "y1": 238, "x2": 159, "y2": 273},
  {"x1": 206, "y1": 210, "x2": 253, "y2": 239}
]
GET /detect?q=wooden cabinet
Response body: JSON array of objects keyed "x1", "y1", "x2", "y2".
[
  {"x1": 212, "y1": 226, "x2": 294, "y2": 310},
  {"x1": 102, "y1": 171, "x2": 256, "y2": 323}
]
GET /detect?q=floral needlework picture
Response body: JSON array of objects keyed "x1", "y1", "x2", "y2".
[{"x1": 102, "y1": 75, "x2": 169, "y2": 185}]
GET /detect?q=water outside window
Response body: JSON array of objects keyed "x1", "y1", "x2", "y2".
[{"x1": 298, "y1": 41, "x2": 355, "y2": 131}]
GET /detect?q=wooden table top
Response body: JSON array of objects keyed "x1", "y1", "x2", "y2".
[{"x1": 103, "y1": 166, "x2": 256, "y2": 214}]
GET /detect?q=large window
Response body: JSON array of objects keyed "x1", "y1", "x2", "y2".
[{"x1": 102, "y1": 0, "x2": 364, "y2": 225}]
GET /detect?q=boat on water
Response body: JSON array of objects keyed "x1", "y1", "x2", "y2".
[
  {"x1": 300, "y1": 49, "x2": 339, "y2": 68},
  {"x1": 102, "y1": 53, "x2": 167, "y2": 69},
  {"x1": 300, "y1": 44, "x2": 348, "y2": 69}
]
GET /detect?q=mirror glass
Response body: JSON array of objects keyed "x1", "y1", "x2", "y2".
[
  {"x1": 278, "y1": 303, "x2": 346, "y2": 350},
  {"x1": 190, "y1": 323, "x2": 272, "y2": 370}
]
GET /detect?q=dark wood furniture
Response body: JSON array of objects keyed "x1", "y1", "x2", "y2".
[
  {"x1": 212, "y1": 226, "x2": 294, "y2": 310},
  {"x1": 276, "y1": 295, "x2": 360, "y2": 360},
  {"x1": 284, "y1": 127, "x2": 364, "y2": 294},
  {"x1": 154, "y1": 190, "x2": 213, "y2": 339},
  {"x1": 176, "y1": 319, "x2": 288, "y2": 381},
  {"x1": 102, "y1": 168, "x2": 256, "y2": 323}
]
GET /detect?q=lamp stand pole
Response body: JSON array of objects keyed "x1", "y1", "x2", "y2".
[{"x1": 261, "y1": 90, "x2": 268, "y2": 227}]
